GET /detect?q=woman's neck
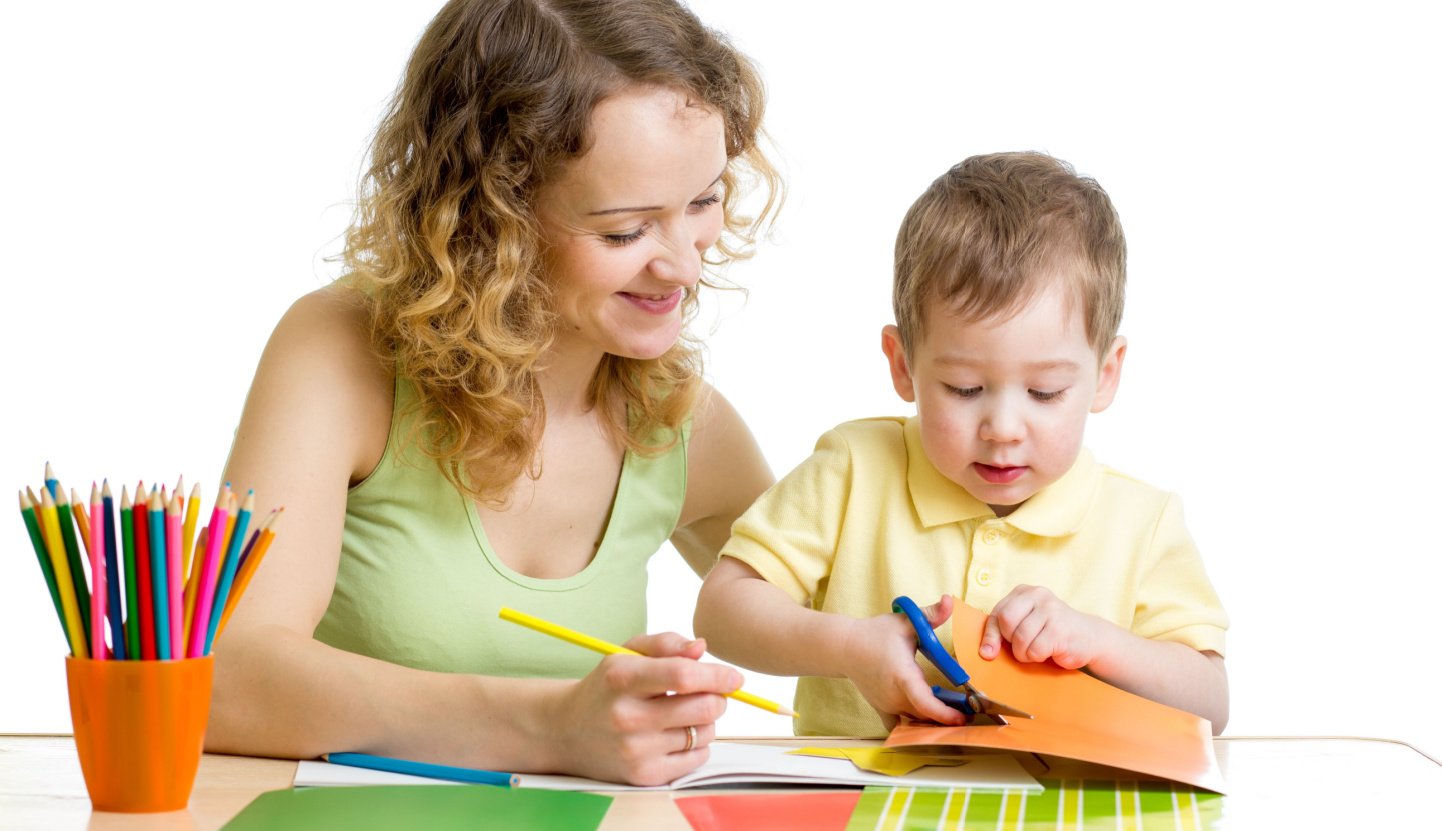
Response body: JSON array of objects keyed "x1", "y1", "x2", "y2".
[{"x1": 536, "y1": 336, "x2": 606, "y2": 420}]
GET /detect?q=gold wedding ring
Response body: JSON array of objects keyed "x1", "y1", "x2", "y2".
[{"x1": 683, "y1": 725, "x2": 697, "y2": 752}]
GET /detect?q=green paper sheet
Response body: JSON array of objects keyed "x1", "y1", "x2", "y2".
[
  {"x1": 222, "y1": 785, "x2": 612, "y2": 831},
  {"x1": 844, "y1": 779, "x2": 1223, "y2": 830}
]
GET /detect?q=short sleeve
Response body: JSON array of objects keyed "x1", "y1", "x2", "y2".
[
  {"x1": 719, "y1": 429, "x2": 853, "y2": 605},
  {"x1": 1131, "y1": 493, "x2": 1229, "y2": 656}
]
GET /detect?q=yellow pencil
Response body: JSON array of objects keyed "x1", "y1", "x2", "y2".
[
  {"x1": 35, "y1": 488, "x2": 89, "y2": 658},
  {"x1": 181, "y1": 482, "x2": 201, "y2": 580},
  {"x1": 498, "y1": 607, "x2": 797, "y2": 718}
]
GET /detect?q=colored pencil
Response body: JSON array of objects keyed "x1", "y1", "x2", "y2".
[
  {"x1": 148, "y1": 489, "x2": 170, "y2": 660},
  {"x1": 182, "y1": 527, "x2": 207, "y2": 648},
  {"x1": 324, "y1": 752, "x2": 517, "y2": 787},
  {"x1": 132, "y1": 482, "x2": 156, "y2": 660},
  {"x1": 498, "y1": 607, "x2": 798, "y2": 718},
  {"x1": 166, "y1": 492, "x2": 184, "y2": 659},
  {"x1": 53, "y1": 487, "x2": 93, "y2": 641},
  {"x1": 217, "y1": 509, "x2": 281, "y2": 640},
  {"x1": 205, "y1": 490, "x2": 252, "y2": 655},
  {"x1": 88, "y1": 485, "x2": 106, "y2": 660},
  {"x1": 187, "y1": 487, "x2": 230, "y2": 658},
  {"x1": 181, "y1": 482, "x2": 201, "y2": 582},
  {"x1": 120, "y1": 487, "x2": 141, "y2": 660},
  {"x1": 71, "y1": 489, "x2": 92, "y2": 557},
  {"x1": 37, "y1": 489, "x2": 88, "y2": 658},
  {"x1": 45, "y1": 462, "x2": 58, "y2": 500},
  {"x1": 101, "y1": 481, "x2": 126, "y2": 661},
  {"x1": 234, "y1": 517, "x2": 266, "y2": 576},
  {"x1": 19, "y1": 490, "x2": 67, "y2": 644}
]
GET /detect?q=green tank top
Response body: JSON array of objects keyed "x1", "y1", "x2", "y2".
[{"x1": 314, "y1": 378, "x2": 689, "y2": 679}]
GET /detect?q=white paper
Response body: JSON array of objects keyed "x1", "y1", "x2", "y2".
[{"x1": 295, "y1": 743, "x2": 1041, "y2": 792}]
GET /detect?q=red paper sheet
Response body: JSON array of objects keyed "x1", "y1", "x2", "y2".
[
  {"x1": 886, "y1": 601, "x2": 1226, "y2": 793},
  {"x1": 674, "y1": 792, "x2": 861, "y2": 831}
]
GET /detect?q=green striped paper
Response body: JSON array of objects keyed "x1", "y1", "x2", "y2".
[{"x1": 845, "y1": 779, "x2": 1222, "y2": 830}]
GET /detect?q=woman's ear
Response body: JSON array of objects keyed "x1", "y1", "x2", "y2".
[
  {"x1": 1090, "y1": 336, "x2": 1127, "y2": 413},
  {"x1": 882, "y1": 325, "x2": 917, "y2": 403}
]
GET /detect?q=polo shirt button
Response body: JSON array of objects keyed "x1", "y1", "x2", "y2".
[
  {"x1": 982, "y1": 529, "x2": 1001, "y2": 545},
  {"x1": 976, "y1": 569, "x2": 991, "y2": 586}
]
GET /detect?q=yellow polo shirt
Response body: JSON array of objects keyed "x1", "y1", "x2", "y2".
[{"x1": 720, "y1": 416, "x2": 1229, "y2": 737}]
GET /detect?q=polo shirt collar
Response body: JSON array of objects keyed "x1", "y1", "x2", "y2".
[{"x1": 904, "y1": 417, "x2": 1103, "y2": 537}]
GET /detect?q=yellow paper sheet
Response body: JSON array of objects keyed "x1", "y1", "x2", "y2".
[{"x1": 786, "y1": 747, "x2": 968, "y2": 777}]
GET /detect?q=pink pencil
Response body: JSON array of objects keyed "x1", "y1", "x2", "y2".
[
  {"x1": 166, "y1": 492, "x2": 184, "y2": 660},
  {"x1": 186, "y1": 486, "x2": 230, "y2": 658},
  {"x1": 88, "y1": 484, "x2": 106, "y2": 660}
]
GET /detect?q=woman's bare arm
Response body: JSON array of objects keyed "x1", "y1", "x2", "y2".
[
  {"x1": 207, "y1": 287, "x2": 740, "y2": 784},
  {"x1": 670, "y1": 386, "x2": 774, "y2": 578}
]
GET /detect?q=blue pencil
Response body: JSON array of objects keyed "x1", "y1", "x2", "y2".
[
  {"x1": 204, "y1": 490, "x2": 252, "y2": 655},
  {"x1": 324, "y1": 753, "x2": 517, "y2": 787},
  {"x1": 148, "y1": 489, "x2": 170, "y2": 660},
  {"x1": 101, "y1": 482, "x2": 126, "y2": 661},
  {"x1": 45, "y1": 462, "x2": 58, "y2": 500}
]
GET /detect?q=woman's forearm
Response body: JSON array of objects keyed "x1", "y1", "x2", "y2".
[{"x1": 208, "y1": 624, "x2": 568, "y2": 772}]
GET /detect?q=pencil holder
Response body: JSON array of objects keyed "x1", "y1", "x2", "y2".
[{"x1": 65, "y1": 655, "x2": 213, "y2": 812}]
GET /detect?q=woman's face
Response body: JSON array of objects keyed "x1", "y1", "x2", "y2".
[{"x1": 535, "y1": 86, "x2": 728, "y2": 363}]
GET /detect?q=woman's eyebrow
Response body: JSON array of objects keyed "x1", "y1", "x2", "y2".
[{"x1": 587, "y1": 169, "x2": 726, "y2": 216}]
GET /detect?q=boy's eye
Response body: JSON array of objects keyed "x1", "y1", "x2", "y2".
[
  {"x1": 602, "y1": 226, "x2": 647, "y2": 246},
  {"x1": 946, "y1": 385, "x2": 982, "y2": 399},
  {"x1": 1030, "y1": 389, "x2": 1066, "y2": 402}
]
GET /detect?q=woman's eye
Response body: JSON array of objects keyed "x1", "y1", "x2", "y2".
[
  {"x1": 1030, "y1": 389, "x2": 1066, "y2": 402},
  {"x1": 947, "y1": 385, "x2": 982, "y2": 398},
  {"x1": 690, "y1": 193, "x2": 721, "y2": 210},
  {"x1": 603, "y1": 227, "x2": 647, "y2": 246}
]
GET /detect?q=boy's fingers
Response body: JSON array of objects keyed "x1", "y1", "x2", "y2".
[
  {"x1": 980, "y1": 614, "x2": 1003, "y2": 659},
  {"x1": 922, "y1": 594, "x2": 954, "y2": 628},
  {"x1": 904, "y1": 677, "x2": 963, "y2": 725}
]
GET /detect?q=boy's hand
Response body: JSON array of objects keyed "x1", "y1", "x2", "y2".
[
  {"x1": 980, "y1": 585, "x2": 1103, "y2": 670},
  {"x1": 842, "y1": 595, "x2": 966, "y2": 730}
]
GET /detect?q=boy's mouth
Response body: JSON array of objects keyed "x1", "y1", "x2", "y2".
[{"x1": 973, "y1": 463, "x2": 1028, "y2": 484}]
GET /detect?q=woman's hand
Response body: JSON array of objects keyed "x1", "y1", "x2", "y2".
[
  {"x1": 840, "y1": 596, "x2": 965, "y2": 730},
  {"x1": 547, "y1": 632, "x2": 742, "y2": 786}
]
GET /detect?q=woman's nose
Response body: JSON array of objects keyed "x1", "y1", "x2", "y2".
[{"x1": 648, "y1": 228, "x2": 703, "y2": 287}]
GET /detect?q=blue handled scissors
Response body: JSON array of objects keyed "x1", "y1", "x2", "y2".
[{"x1": 892, "y1": 596, "x2": 1032, "y2": 723}]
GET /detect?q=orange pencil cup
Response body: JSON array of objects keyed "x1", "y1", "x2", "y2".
[{"x1": 65, "y1": 655, "x2": 214, "y2": 813}]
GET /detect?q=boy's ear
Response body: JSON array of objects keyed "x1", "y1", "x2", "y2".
[
  {"x1": 881, "y1": 325, "x2": 917, "y2": 403},
  {"x1": 1090, "y1": 336, "x2": 1127, "y2": 413}
]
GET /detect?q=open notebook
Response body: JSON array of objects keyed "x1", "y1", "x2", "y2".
[{"x1": 296, "y1": 742, "x2": 1040, "y2": 792}]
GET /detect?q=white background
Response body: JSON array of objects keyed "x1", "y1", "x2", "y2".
[{"x1": 3, "y1": 1, "x2": 1439, "y2": 758}]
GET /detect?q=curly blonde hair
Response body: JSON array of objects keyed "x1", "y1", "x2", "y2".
[{"x1": 339, "y1": 0, "x2": 782, "y2": 504}]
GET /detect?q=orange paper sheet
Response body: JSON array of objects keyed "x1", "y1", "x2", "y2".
[{"x1": 886, "y1": 601, "x2": 1226, "y2": 793}]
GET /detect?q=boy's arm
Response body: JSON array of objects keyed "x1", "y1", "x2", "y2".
[
  {"x1": 696, "y1": 557, "x2": 965, "y2": 727},
  {"x1": 977, "y1": 584, "x2": 1227, "y2": 732}
]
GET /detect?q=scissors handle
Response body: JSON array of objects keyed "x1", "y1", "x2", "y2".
[{"x1": 892, "y1": 596, "x2": 970, "y2": 687}]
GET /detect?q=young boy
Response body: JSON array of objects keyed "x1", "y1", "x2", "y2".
[{"x1": 694, "y1": 152, "x2": 1229, "y2": 738}]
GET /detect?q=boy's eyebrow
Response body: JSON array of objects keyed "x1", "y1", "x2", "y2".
[
  {"x1": 936, "y1": 356, "x2": 1082, "y2": 373},
  {"x1": 586, "y1": 169, "x2": 726, "y2": 216}
]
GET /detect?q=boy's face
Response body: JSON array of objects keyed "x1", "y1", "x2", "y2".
[{"x1": 882, "y1": 284, "x2": 1125, "y2": 515}]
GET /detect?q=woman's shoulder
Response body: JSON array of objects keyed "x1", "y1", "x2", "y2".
[
  {"x1": 675, "y1": 382, "x2": 773, "y2": 524},
  {"x1": 255, "y1": 284, "x2": 395, "y2": 483}
]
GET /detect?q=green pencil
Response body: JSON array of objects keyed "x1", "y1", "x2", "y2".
[
  {"x1": 54, "y1": 485, "x2": 92, "y2": 641},
  {"x1": 19, "y1": 490, "x2": 67, "y2": 641},
  {"x1": 120, "y1": 486, "x2": 140, "y2": 660}
]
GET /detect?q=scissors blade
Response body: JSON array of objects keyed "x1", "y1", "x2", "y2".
[{"x1": 966, "y1": 686, "x2": 1033, "y2": 719}]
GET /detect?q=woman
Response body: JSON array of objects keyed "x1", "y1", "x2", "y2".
[{"x1": 208, "y1": 0, "x2": 780, "y2": 786}]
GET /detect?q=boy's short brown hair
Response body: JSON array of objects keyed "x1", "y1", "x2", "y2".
[{"x1": 893, "y1": 152, "x2": 1126, "y2": 357}]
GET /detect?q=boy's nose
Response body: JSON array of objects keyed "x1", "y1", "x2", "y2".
[{"x1": 978, "y1": 401, "x2": 1025, "y2": 443}]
